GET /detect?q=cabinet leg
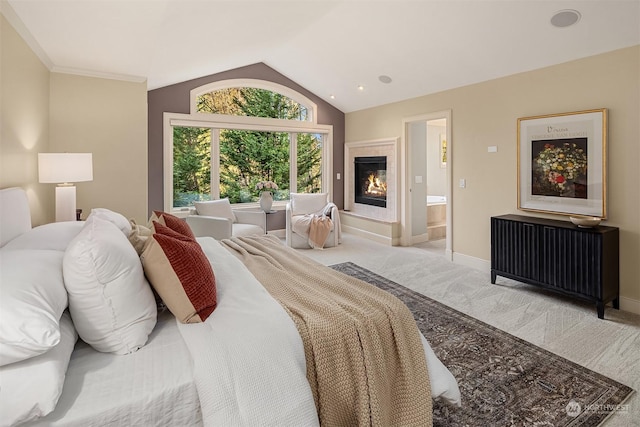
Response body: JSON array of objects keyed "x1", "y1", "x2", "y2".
[
  {"x1": 491, "y1": 270, "x2": 497, "y2": 284},
  {"x1": 613, "y1": 297, "x2": 620, "y2": 310},
  {"x1": 596, "y1": 301, "x2": 605, "y2": 319}
]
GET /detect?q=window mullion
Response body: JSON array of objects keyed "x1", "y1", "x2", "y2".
[
  {"x1": 212, "y1": 129, "x2": 220, "y2": 199},
  {"x1": 290, "y1": 133, "x2": 297, "y2": 195}
]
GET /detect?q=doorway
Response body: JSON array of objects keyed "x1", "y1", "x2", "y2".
[{"x1": 401, "y1": 111, "x2": 452, "y2": 259}]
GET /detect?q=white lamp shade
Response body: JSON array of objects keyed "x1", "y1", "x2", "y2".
[{"x1": 38, "y1": 153, "x2": 93, "y2": 184}]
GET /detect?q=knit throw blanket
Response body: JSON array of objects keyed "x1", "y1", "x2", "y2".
[
  {"x1": 221, "y1": 235, "x2": 432, "y2": 426},
  {"x1": 292, "y1": 214, "x2": 333, "y2": 248}
]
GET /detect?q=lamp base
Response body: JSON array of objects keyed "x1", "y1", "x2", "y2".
[{"x1": 55, "y1": 185, "x2": 77, "y2": 222}]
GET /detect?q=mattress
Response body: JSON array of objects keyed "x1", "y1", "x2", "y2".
[{"x1": 27, "y1": 310, "x2": 202, "y2": 426}]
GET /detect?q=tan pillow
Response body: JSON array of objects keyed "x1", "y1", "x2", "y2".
[
  {"x1": 141, "y1": 222, "x2": 217, "y2": 323},
  {"x1": 128, "y1": 219, "x2": 152, "y2": 255}
]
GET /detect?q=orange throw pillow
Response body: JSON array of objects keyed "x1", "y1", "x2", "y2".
[{"x1": 141, "y1": 222, "x2": 216, "y2": 323}]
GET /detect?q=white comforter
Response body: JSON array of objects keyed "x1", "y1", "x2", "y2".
[
  {"x1": 177, "y1": 238, "x2": 319, "y2": 426},
  {"x1": 179, "y1": 237, "x2": 460, "y2": 426}
]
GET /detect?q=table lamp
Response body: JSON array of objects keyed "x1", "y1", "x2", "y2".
[{"x1": 38, "y1": 153, "x2": 93, "y2": 222}]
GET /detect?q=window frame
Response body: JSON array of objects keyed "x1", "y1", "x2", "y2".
[{"x1": 163, "y1": 112, "x2": 333, "y2": 213}]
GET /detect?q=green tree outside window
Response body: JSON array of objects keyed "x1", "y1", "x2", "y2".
[{"x1": 173, "y1": 88, "x2": 322, "y2": 207}]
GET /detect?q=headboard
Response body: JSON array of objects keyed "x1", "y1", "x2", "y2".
[{"x1": 0, "y1": 187, "x2": 32, "y2": 247}]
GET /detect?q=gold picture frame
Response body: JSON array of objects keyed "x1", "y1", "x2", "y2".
[{"x1": 517, "y1": 108, "x2": 607, "y2": 218}]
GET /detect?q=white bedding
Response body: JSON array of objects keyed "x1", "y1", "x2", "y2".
[
  {"x1": 179, "y1": 237, "x2": 460, "y2": 426},
  {"x1": 26, "y1": 310, "x2": 202, "y2": 426},
  {"x1": 1, "y1": 187, "x2": 459, "y2": 426},
  {"x1": 178, "y1": 237, "x2": 319, "y2": 426}
]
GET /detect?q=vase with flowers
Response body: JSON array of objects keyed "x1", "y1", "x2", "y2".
[{"x1": 255, "y1": 180, "x2": 278, "y2": 212}]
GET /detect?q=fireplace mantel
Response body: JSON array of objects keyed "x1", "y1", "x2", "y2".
[{"x1": 344, "y1": 137, "x2": 399, "y2": 223}]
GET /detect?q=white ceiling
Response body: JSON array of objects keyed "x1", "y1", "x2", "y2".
[{"x1": 3, "y1": 0, "x2": 639, "y2": 113}]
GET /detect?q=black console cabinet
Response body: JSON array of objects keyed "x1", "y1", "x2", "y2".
[{"x1": 491, "y1": 214, "x2": 619, "y2": 319}]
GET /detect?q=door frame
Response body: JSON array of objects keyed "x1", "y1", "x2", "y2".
[{"x1": 400, "y1": 110, "x2": 452, "y2": 259}]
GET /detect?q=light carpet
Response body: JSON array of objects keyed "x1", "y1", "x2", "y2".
[
  {"x1": 293, "y1": 233, "x2": 640, "y2": 426},
  {"x1": 330, "y1": 261, "x2": 634, "y2": 426}
]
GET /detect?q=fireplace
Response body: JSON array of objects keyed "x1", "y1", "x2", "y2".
[
  {"x1": 354, "y1": 156, "x2": 387, "y2": 208},
  {"x1": 345, "y1": 138, "x2": 397, "y2": 222}
]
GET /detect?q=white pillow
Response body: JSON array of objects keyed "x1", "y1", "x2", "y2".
[
  {"x1": 0, "y1": 311, "x2": 77, "y2": 426},
  {"x1": 2, "y1": 222, "x2": 85, "y2": 252},
  {"x1": 63, "y1": 216, "x2": 157, "y2": 354},
  {"x1": 194, "y1": 199, "x2": 236, "y2": 223},
  {"x1": 290, "y1": 193, "x2": 328, "y2": 215},
  {"x1": 86, "y1": 208, "x2": 132, "y2": 235},
  {"x1": 0, "y1": 249, "x2": 68, "y2": 366}
]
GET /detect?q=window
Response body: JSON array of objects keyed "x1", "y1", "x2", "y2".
[
  {"x1": 218, "y1": 128, "x2": 291, "y2": 203},
  {"x1": 165, "y1": 80, "x2": 332, "y2": 212},
  {"x1": 173, "y1": 127, "x2": 211, "y2": 207},
  {"x1": 296, "y1": 133, "x2": 322, "y2": 193},
  {"x1": 197, "y1": 87, "x2": 310, "y2": 121}
]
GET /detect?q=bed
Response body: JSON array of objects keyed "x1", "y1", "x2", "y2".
[{"x1": 0, "y1": 187, "x2": 460, "y2": 426}]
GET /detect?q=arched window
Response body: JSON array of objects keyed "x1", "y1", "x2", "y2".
[
  {"x1": 196, "y1": 88, "x2": 310, "y2": 121},
  {"x1": 190, "y1": 79, "x2": 316, "y2": 122},
  {"x1": 165, "y1": 79, "x2": 331, "y2": 211}
]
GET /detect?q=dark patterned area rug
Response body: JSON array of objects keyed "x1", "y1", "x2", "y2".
[{"x1": 330, "y1": 262, "x2": 634, "y2": 427}]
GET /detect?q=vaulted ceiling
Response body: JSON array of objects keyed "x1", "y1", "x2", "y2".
[{"x1": 3, "y1": 0, "x2": 639, "y2": 112}]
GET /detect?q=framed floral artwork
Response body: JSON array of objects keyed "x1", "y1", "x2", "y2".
[
  {"x1": 439, "y1": 133, "x2": 447, "y2": 168},
  {"x1": 517, "y1": 109, "x2": 607, "y2": 218}
]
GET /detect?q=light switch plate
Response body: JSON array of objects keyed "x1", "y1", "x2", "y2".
[{"x1": 459, "y1": 178, "x2": 466, "y2": 188}]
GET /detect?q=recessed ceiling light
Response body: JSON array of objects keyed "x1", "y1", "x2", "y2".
[
  {"x1": 330, "y1": 94, "x2": 335, "y2": 99},
  {"x1": 551, "y1": 9, "x2": 581, "y2": 28},
  {"x1": 378, "y1": 75, "x2": 392, "y2": 84},
  {"x1": 357, "y1": 85, "x2": 365, "y2": 91}
]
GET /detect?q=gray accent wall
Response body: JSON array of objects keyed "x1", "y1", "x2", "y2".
[{"x1": 147, "y1": 63, "x2": 345, "y2": 215}]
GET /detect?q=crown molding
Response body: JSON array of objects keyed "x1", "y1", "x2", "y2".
[
  {"x1": 51, "y1": 66, "x2": 147, "y2": 84},
  {"x1": 1, "y1": 0, "x2": 147, "y2": 86},
  {"x1": 1, "y1": 0, "x2": 53, "y2": 69}
]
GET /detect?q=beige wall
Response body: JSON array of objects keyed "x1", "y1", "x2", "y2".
[
  {"x1": 49, "y1": 73, "x2": 148, "y2": 222},
  {"x1": 0, "y1": 15, "x2": 52, "y2": 225},
  {"x1": 346, "y1": 46, "x2": 640, "y2": 305},
  {"x1": 3, "y1": 10, "x2": 638, "y2": 306},
  {"x1": 1, "y1": 16, "x2": 149, "y2": 225}
]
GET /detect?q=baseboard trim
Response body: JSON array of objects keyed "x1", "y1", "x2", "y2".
[
  {"x1": 452, "y1": 252, "x2": 491, "y2": 273},
  {"x1": 342, "y1": 225, "x2": 394, "y2": 246},
  {"x1": 619, "y1": 296, "x2": 640, "y2": 315},
  {"x1": 411, "y1": 233, "x2": 430, "y2": 245}
]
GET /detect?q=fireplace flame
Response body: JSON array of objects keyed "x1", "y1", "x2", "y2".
[{"x1": 366, "y1": 173, "x2": 387, "y2": 196}]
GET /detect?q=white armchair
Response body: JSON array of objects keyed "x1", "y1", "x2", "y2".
[
  {"x1": 286, "y1": 193, "x2": 341, "y2": 249},
  {"x1": 186, "y1": 199, "x2": 266, "y2": 240}
]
